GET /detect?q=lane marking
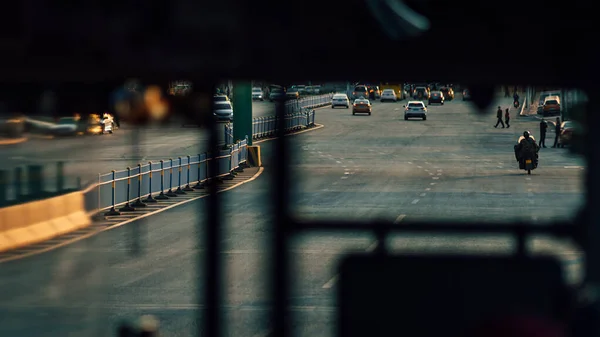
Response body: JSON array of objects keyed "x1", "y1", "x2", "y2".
[
  {"x1": 430, "y1": 182, "x2": 436, "y2": 185},
  {"x1": 341, "y1": 176, "x2": 348, "y2": 179},
  {"x1": 437, "y1": 173, "x2": 442, "y2": 176},
  {"x1": 417, "y1": 166, "x2": 422, "y2": 168},
  {"x1": 429, "y1": 173, "x2": 434, "y2": 175},
  {"x1": 432, "y1": 177, "x2": 439, "y2": 180},
  {"x1": 525, "y1": 177, "x2": 531, "y2": 180},
  {"x1": 411, "y1": 199, "x2": 420, "y2": 204},
  {"x1": 0, "y1": 167, "x2": 265, "y2": 264},
  {"x1": 344, "y1": 172, "x2": 350, "y2": 175},
  {"x1": 336, "y1": 161, "x2": 341, "y2": 164},
  {"x1": 420, "y1": 193, "x2": 426, "y2": 197},
  {"x1": 408, "y1": 162, "x2": 413, "y2": 164},
  {"x1": 425, "y1": 188, "x2": 431, "y2": 191},
  {"x1": 393, "y1": 214, "x2": 406, "y2": 224},
  {"x1": 322, "y1": 275, "x2": 339, "y2": 289}
]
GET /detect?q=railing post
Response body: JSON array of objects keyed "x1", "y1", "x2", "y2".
[
  {"x1": 184, "y1": 155, "x2": 195, "y2": 191},
  {"x1": 166, "y1": 158, "x2": 178, "y2": 197},
  {"x1": 0, "y1": 170, "x2": 8, "y2": 206},
  {"x1": 175, "y1": 156, "x2": 186, "y2": 194},
  {"x1": 104, "y1": 170, "x2": 120, "y2": 216},
  {"x1": 119, "y1": 167, "x2": 136, "y2": 211},
  {"x1": 193, "y1": 154, "x2": 205, "y2": 189},
  {"x1": 132, "y1": 163, "x2": 147, "y2": 207},
  {"x1": 144, "y1": 161, "x2": 158, "y2": 203},
  {"x1": 155, "y1": 160, "x2": 169, "y2": 200}
]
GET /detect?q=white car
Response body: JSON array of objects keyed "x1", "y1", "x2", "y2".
[
  {"x1": 251, "y1": 87, "x2": 264, "y2": 101},
  {"x1": 380, "y1": 89, "x2": 398, "y2": 102},
  {"x1": 403, "y1": 101, "x2": 427, "y2": 120},
  {"x1": 331, "y1": 94, "x2": 350, "y2": 108},
  {"x1": 214, "y1": 101, "x2": 234, "y2": 121}
]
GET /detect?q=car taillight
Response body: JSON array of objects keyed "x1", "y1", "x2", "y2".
[{"x1": 353, "y1": 104, "x2": 357, "y2": 106}]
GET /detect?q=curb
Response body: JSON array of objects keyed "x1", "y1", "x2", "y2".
[
  {"x1": 0, "y1": 137, "x2": 28, "y2": 145},
  {"x1": 0, "y1": 167, "x2": 265, "y2": 264},
  {"x1": 253, "y1": 124, "x2": 324, "y2": 144}
]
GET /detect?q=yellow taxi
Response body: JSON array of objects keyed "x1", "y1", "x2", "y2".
[{"x1": 352, "y1": 98, "x2": 372, "y2": 116}]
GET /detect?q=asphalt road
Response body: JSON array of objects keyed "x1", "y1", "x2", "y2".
[
  {"x1": 0, "y1": 94, "x2": 586, "y2": 336},
  {"x1": 0, "y1": 102, "x2": 277, "y2": 199}
]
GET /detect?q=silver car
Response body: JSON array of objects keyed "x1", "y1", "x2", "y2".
[
  {"x1": 403, "y1": 101, "x2": 427, "y2": 120},
  {"x1": 380, "y1": 89, "x2": 398, "y2": 102},
  {"x1": 252, "y1": 88, "x2": 264, "y2": 101},
  {"x1": 214, "y1": 101, "x2": 234, "y2": 121},
  {"x1": 331, "y1": 94, "x2": 350, "y2": 108}
]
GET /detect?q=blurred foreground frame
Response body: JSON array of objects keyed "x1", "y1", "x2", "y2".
[{"x1": 0, "y1": 0, "x2": 598, "y2": 336}]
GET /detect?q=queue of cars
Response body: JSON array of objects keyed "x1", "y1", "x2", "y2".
[{"x1": 331, "y1": 93, "x2": 429, "y2": 121}]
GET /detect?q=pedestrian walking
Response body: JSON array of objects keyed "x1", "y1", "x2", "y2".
[
  {"x1": 552, "y1": 117, "x2": 561, "y2": 148},
  {"x1": 494, "y1": 106, "x2": 505, "y2": 128},
  {"x1": 539, "y1": 118, "x2": 548, "y2": 148},
  {"x1": 504, "y1": 108, "x2": 510, "y2": 128}
]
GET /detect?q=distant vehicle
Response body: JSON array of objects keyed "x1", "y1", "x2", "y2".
[
  {"x1": 252, "y1": 87, "x2": 264, "y2": 101},
  {"x1": 213, "y1": 101, "x2": 234, "y2": 121},
  {"x1": 380, "y1": 89, "x2": 398, "y2": 102},
  {"x1": 413, "y1": 87, "x2": 430, "y2": 100},
  {"x1": 331, "y1": 93, "x2": 350, "y2": 109},
  {"x1": 542, "y1": 95, "x2": 561, "y2": 116},
  {"x1": 269, "y1": 88, "x2": 285, "y2": 102},
  {"x1": 440, "y1": 87, "x2": 454, "y2": 100},
  {"x1": 429, "y1": 91, "x2": 444, "y2": 105},
  {"x1": 293, "y1": 85, "x2": 307, "y2": 95},
  {"x1": 558, "y1": 120, "x2": 581, "y2": 147},
  {"x1": 352, "y1": 98, "x2": 372, "y2": 116},
  {"x1": 404, "y1": 101, "x2": 427, "y2": 120},
  {"x1": 538, "y1": 90, "x2": 561, "y2": 114},
  {"x1": 352, "y1": 85, "x2": 369, "y2": 100},
  {"x1": 313, "y1": 85, "x2": 322, "y2": 94},
  {"x1": 286, "y1": 89, "x2": 300, "y2": 99},
  {"x1": 214, "y1": 94, "x2": 230, "y2": 102},
  {"x1": 462, "y1": 89, "x2": 472, "y2": 101}
]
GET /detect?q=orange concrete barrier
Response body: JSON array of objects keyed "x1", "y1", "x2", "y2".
[{"x1": 0, "y1": 191, "x2": 91, "y2": 253}]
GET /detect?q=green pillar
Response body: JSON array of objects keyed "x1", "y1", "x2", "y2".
[{"x1": 232, "y1": 82, "x2": 253, "y2": 145}]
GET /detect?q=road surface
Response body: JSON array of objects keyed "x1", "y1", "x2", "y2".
[{"x1": 0, "y1": 95, "x2": 585, "y2": 336}]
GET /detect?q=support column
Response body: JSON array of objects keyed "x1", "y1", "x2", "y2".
[{"x1": 232, "y1": 82, "x2": 253, "y2": 146}]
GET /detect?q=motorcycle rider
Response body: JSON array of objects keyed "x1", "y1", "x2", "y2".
[
  {"x1": 515, "y1": 131, "x2": 539, "y2": 169},
  {"x1": 513, "y1": 92, "x2": 520, "y2": 106}
]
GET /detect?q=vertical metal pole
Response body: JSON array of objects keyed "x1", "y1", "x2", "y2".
[
  {"x1": 104, "y1": 170, "x2": 120, "y2": 216},
  {"x1": 133, "y1": 164, "x2": 147, "y2": 207},
  {"x1": 184, "y1": 155, "x2": 194, "y2": 191},
  {"x1": 166, "y1": 158, "x2": 178, "y2": 197},
  {"x1": 155, "y1": 160, "x2": 168, "y2": 199},
  {"x1": 120, "y1": 167, "x2": 135, "y2": 211},
  {"x1": 175, "y1": 157, "x2": 185, "y2": 194},
  {"x1": 14, "y1": 167, "x2": 22, "y2": 200},
  {"x1": 194, "y1": 154, "x2": 204, "y2": 189},
  {"x1": 56, "y1": 161, "x2": 64, "y2": 192},
  {"x1": 145, "y1": 161, "x2": 157, "y2": 203}
]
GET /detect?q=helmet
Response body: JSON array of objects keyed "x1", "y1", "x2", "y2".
[{"x1": 523, "y1": 131, "x2": 530, "y2": 138}]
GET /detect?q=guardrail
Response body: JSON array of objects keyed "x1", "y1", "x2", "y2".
[
  {"x1": 83, "y1": 136, "x2": 249, "y2": 215},
  {"x1": 225, "y1": 107, "x2": 318, "y2": 145}
]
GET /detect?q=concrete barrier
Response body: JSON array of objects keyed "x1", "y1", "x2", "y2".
[
  {"x1": 247, "y1": 146, "x2": 262, "y2": 167},
  {"x1": 0, "y1": 191, "x2": 90, "y2": 252}
]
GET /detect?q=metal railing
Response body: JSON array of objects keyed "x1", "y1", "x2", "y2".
[
  {"x1": 225, "y1": 108, "x2": 317, "y2": 145},
  {"x1": 82, "y1": 136, "x2": 248, "y2": 215}
]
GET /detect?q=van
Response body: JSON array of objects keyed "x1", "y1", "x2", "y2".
[{"x1": 543, "y1": 95, "x2": 561, "y2": 116}]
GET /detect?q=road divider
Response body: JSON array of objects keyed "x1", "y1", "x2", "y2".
[
  {"x1": 248, "y1": 146, "x2": 262, "y2": 167},
  {"x1": 225, "y1": 108, "x2": 317, "y2": 145},
  {"x1": 0, "y1": 191, "x2": 90, "y2": 252},
  {"x1": 82, "y1": 137, "x2": 249, "y2": 216}
]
